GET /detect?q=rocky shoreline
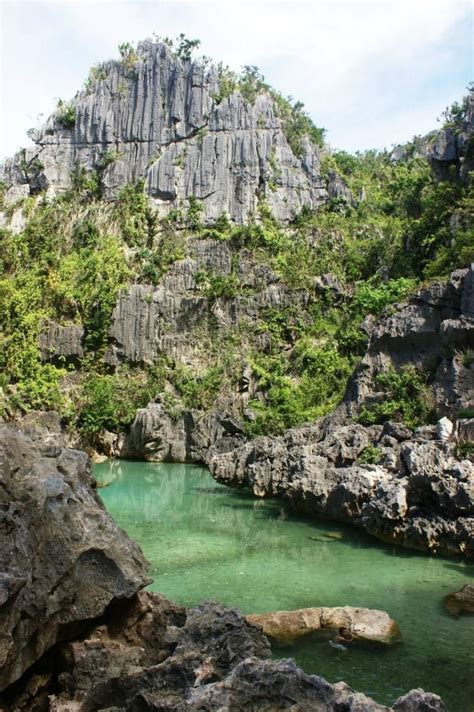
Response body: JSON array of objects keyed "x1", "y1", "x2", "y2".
[
  {"x1": 59, "y1": 267, "x2": 472, "y2": 559},
  {"x1": 0, "y1": 426, "x2": 448, "y2": 710}
]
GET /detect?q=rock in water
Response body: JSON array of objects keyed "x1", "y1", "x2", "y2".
[
  {"x1": 0, "y1": 427, "x2": 150, "y2": 690},
  {"x1": 444, "y1": 584, "x2": 474, "y2": 615},
  {"x1": 246, "y1": 606, "x2": 400, "y2": 645}
]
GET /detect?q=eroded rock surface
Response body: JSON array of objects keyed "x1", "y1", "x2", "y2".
[
  {"x1": 0, "y1": 427, "x2": 150, "y2": 690},
  {"x1": 208, "y1": 419, "x2": 474, "y2": 557},
  {"x1": 1, "y1": 41, "x2": 328, "y2": 224},
  {"x1": 1, "y1": 592, "x2": 444, "y2": 712},
  {"x1": 344, "y1": 266, "x2": 474, "y2": 417},
  {"x1": 206, "y1": 269, "x2": 474, "y2": 557},
  {"x1": 39, "y1": 321, "x2": 84, "y2": 363}
]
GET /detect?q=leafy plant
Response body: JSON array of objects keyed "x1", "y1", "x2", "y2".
[
  {"x1": 118, "y1": 42, "x2": 138, "y2": 70},
  {"x1": 56, "y1": 99, "x2": 76, "y2": 129},
  {"x1": 358, "y1": 446, "x2": 382, "y2": 465},
  {"x1": 358, "y1": 367, "x2": 436, "y2": 429},
  {"x1": 175, "y1": 33, "x2": 201, "y2": 62}
]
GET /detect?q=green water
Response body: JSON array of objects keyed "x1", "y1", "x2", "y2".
[{"x1": 94, "y1": 460, "x2": 474, "y2": 711}]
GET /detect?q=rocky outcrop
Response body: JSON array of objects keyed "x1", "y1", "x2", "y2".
[
  {"x1": 0, "y1": 427, "x2": 150, "y2": 690},
  {"x1": 426, "y1": 92, "x2": 474, "y2": 180},
  {"x1": 246, "y1": 606, "x2": 400, "y2": 645},
  {"x1": 391, "y1": 92, "x2": 474, "y2": 181},
  {"x1": 1, "y1": 41, "x2": 328, "y2": 224},
  {"x1": 444, "y1": 584, "x2": 474, "y2": 615},
  {"x1": 120, "y1": 401, "x2": 245, "y2": 462},
  {"x1": 344, "y1": 267, "x2": 474, "y2": 417},
  {"x1": 105, "y1": 239, "x2": 310, "y2": 367},
  {"x1": 209, "y1": 420, "x2": 474, "y2": 557},
  {"x1": 2, "y1": 591, "x2": 444, "y2": 712},
  {"x1": 39, "y1": 321, "x2": 84, "y2": 363},
  {"x1": 0, "y1": 429, "x2": 447, "y2": 711}
]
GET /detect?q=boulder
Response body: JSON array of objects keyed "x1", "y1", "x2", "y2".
[
  {"x1": 444, "y1": 584, "x2": 474, "y2": 615},
  {"x1": 0, "y1": 427, "x2": 150, "y2": 690},
  {"x1": 246, "y1": 606, "x2": 400, "y2": 646},
  {"x1": 7, "y1": 595, "x2": 442, "y2": 712}
]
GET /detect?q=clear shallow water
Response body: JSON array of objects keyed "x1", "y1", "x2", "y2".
[{"x1": 94, "y1": 460, "x2": 474, "y2": 711}]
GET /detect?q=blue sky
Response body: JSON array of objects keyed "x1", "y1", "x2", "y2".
[{"x1": 0, "y1": 0, "x2": 472, "y2": 159}]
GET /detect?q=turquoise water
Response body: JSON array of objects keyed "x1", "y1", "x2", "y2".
[{"x1": 94, "y1": 460, "x2": 474, "y2": 711}]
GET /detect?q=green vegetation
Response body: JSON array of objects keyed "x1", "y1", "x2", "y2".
[
  {"x1": 77, "y1": 365, "x2": 166, "y2": 435},
  {"x1": 357, "y1": 367, "x2": 436, "y2": 429},
  {"x1": 1, "y1": 68, "x2": 471, "y2": 445},
  {"x1": 455, "y1": 441, "x2": 474, "y2": 460},
  {"x1": 118, "y1": 42, "x2": 138, "y2": 70},
  {"x1": 84, "y1": 64, "x2": 108, "y2": 93},
  {"x1": 439, "y1": 83, "x2": 473, "y2": 132},
  {"x1": 56, "y1": 99, "x2": 77, "y2": 129},
  {"x1": 359, "y1": 446, "x2": 382, "y2": 465},
  {"x1": 213, "y1": 63, "x2": 325, "y2": 149}
]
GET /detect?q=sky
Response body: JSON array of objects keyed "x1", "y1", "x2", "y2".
[{"x1": 0, "y1": 0, "x2": 472, "y2": 160}]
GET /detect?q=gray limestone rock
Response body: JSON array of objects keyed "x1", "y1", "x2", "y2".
[
  {"x1": 0, "y1": 427, "x2": 150, "y2": 690},
  {"x1": 39, "y1": 321, "x2": 84, "y2": 362},
  {"x1": 1, "y1": 41, "x2": 328, "y2": 224},
  {"x1": 105, "y1": 243, "x2": 311, "y2": 367},
  {"x1": 344, "y1": 267, "x2": 474, "y2": 417},
  {"x1": 208, "y1": 416, "x2": 474, "y2": 557}
]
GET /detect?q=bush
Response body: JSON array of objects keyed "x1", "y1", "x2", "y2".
[
  {"x1": 358, "y1": 366, "x2": 436, "y2": 429},
  {"x1": 56, "y1": 99, "x2": 76, "y2": 129},
  {"x1": 78, "y1": 366, "x2": 165, "y2": 435},
  {"x1": 358, "y1": 446, "x2": 382, "y2": 465}
]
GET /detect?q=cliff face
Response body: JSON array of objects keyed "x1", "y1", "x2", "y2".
[{"x1": 1, "y1": 41, "x2": 327, "y2": 223}]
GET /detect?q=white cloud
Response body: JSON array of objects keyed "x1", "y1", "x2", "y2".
[{"x1": 0, "y1": 0, "x2": 472, "y2": 158}]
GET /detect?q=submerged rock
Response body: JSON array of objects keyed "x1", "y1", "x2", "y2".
[
  {"x1": 444, "y1": 584, "x2": 474, "y2": 615},
  {"x1": 0, "y1": 427, "x2": 150, "y2": 691},
  {"x1": 246, "y1": 606, "x2": 400, "y2": 646}
]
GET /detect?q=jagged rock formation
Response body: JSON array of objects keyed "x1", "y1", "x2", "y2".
[
  {"x1": 87, "y1": 267, "x2": 474, "y2": 557},
  {"x1": 391, "y1": 92, "x2": 474, "y2": 181},
  {"x1": 426, "y1": 94, "x2": 474, "y2": 181},
  {"x1": 105, "y1": 237, "x2": 308, "y2": 367},
  {"x1": 0, "y1": 427, "x2": 150, "y2": 690},
  {"x1": 1, "y1": 592, "x2": 445, "y2": 712},
  {"x1": 39, "y1": 321, "x2": 84, "y2": 363},
  {"x1": 1, "y1": 41, "x2": 328, "y2": 223},
  {"x1": 208, "y1": 419, "x2": 474, "y2": 557},
  {"x1": 344, "y1": 266, "x2": 474, "y2": 417}
]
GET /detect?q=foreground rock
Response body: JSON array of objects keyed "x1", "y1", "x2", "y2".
[
  {"x1": 0, "y1": 427, "x2": 150, "y2": 690},
  {"x1": 246, "y1": 606, "x2": 400, "y2": 645},
  {"x1": 444, "y1": 584, "x2": 474, "y2": 615},
  {"x1": 2, "y1": 592, "x2": 444, "y2": 712}
]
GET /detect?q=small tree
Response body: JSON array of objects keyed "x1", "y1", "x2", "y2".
[{"x1": 175, "y1": 33, "x2": 201, "y2": 62}]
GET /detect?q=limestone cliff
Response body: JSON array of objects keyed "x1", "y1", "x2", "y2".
[{"x1": 1, "y1": 40, "x2": 327, "y2": 223}]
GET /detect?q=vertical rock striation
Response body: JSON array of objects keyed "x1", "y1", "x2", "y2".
[{"x1": 1, "y1": 41, "x2": 327, "y2": 223}]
